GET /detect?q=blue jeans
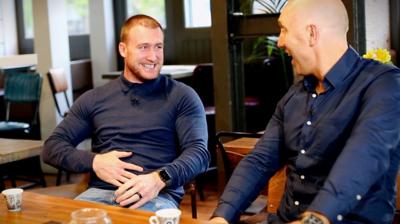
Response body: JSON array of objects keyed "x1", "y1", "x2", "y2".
[{"x1": 75, "y1": 187, "x2": 178, "y2": 212}]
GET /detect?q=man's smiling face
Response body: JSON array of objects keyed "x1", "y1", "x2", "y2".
[{"x1": 119, "y1": 25, "x2": 164, "y2": 83}]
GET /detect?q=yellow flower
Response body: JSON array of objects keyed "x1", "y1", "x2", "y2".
[{"x1": 362, "y1": 48, "x2": 392, "y2": 64}]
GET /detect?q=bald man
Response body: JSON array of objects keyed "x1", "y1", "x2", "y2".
[{"x1": 210, "y1": 0, "x2": 400, "y2": 223}]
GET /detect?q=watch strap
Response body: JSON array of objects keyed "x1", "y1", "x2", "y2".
[{"x1": 157, "y1": 169, "x2": 172, "y2": 186}]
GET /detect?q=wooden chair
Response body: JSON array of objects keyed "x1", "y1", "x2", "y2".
[
  {"x1": 215, "y1": 131, "x2": 287, "y2": 223},
  {"x1": 47, "y1": 68, "x2": 71, "y2": 118},
  {"x1": 185, "y1": 181, "x2": 198, "y2": 219},
  {"x1": 47, "y1": 68, "x2": 72, "y2": 185}
]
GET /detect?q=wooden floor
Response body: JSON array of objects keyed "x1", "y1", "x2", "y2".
[{"x1": 3, "y1": 172, "x2": 219, "y2": 220}]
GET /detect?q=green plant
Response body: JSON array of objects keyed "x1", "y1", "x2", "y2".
[
  {"x1": 245, "y1": 36, "x2": 291, "y2": 89},
  {"x1": 245, "y1": 36, "x2": 280, "y2": 63},
  {"x1": 240, "y1": 0, "x2": 287, "y2": 14}
]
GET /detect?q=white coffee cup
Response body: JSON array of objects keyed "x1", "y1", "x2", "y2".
[
  {"x1": 1, "y1": 188, "x2": 23, "y2": 212},
  {"x1": 149, "y1": 208, "x2": 181, "y2": 224}
]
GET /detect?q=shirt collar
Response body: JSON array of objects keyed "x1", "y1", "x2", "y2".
[
  {"x1": 303, "y1": 46, "x2": 361, "y2": 93},
  {"x1": 119, "y1": 73, "x2": 162, "y2": 95}
]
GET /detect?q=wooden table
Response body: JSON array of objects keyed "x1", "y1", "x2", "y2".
[
  {"x1": 0, "y1": 138, "x2": 45, "y2": 190},
  {"x1": 0, "y1": 192, "x2": 208, "y2": 224},
  {"x1": 223, "y1": 137, "x2": 286, "y2": 213},
  {"x1": 102, "y1": 65, "x2": 196, "y2": 80},
  {"x1": 0, "y1": 138, "x2": 43, "y2": 165},
  {"x1": 223, "y1": 137, "x2": 259, "y2": 155}
]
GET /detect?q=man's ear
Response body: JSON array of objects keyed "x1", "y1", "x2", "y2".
[
  {"x1": 307, "y1": 24, "x2": 318, "y2": 47},
  {"x1": 119, "y1": 42, "x2": 127, "y2": 58}
]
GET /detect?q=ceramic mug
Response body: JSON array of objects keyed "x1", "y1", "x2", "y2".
[
  {"x1": 1, "y1": 188, "x2": 23, "y2": 212},
  {"x1": 149, "y1": 208, "x2": 181, "y2": 224}
]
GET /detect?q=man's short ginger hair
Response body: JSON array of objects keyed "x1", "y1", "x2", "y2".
[{"x1": 120, "y1": 14, "x2": 163, "y2": 43}]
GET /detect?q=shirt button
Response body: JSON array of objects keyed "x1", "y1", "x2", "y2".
[
  {"x1": 356, "y1": 194, "x2": 362, "y2": 200},
  {"x1": 300, "y1": 175, "x2": 305, "y2": 180},
  {"x1": 300, "y1": 149, "x2": 306, "y2": 154},
  {"x1": 294, "y1": 201, "x2": 299, "y2": 206},
  {"x1": 312, "y1": 93, "x2": 317, "y2": 98},
  {"x1": 306, "y1": 121, "x2": 312, "y2": 125},
  {"x1": 337, "y1": 214, "x2": 343, "y2": 221}
]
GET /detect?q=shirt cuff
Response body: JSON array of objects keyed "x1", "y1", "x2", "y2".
[
  {"x1": 212, "y1": 202, "x2": 241, "y2": 223},
  {"x1": 308, "y1": 190, "x2": 348, "y2": 222}
]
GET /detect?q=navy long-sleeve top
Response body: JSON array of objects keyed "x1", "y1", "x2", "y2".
[
  {"x1": 43, "y1": 74, "x2": 210, "y2": 204},
  {"x1": 213, "y1": 47, "x2": 400, "y2": 223}
]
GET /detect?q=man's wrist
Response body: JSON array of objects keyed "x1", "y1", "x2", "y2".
[
  {"x1": 302, "y1": 214, "x2": 323, "y2": 224},
  {"x1": 301, "y1": 212, "x2": 330, "y2": 224},
  {"x1": 156, "y1": 168, "x2": 171, "y2": 186},
  {"x1": 152, "y1": 171, "x2": 166, "y2": 189}
]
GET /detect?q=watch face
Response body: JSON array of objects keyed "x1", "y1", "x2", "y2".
[
  {"x1": 159, "y1": 169, "x2": 171, "y2": 182},
  {"x1": 303, "y1": 214, "x2": 323, "y2": 224}
]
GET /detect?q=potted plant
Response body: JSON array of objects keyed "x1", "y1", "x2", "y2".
[{"x1": 241, "y1": 0, "x2": 287, "y2": 14}]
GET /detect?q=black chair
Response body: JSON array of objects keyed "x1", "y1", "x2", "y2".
[
  {"x1": 215, "y1": 131, "x2": 268, "y2": 222},
  {"x1": 0, "y1": 72, "x2": 42, "y2": 139},
  {"x1": 191, "y1": 63, "x2": 215, "y2": 116},
  {"x1": 47, "y1": 68, "x2": 73, "y2": 185},
  {"x1": 190, "y1": 64, "x2": 219, "y2": 202}
]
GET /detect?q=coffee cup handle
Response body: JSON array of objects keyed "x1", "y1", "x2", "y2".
[{"x1": 149, "y1": 215, "x2": 159, "y2": 224}]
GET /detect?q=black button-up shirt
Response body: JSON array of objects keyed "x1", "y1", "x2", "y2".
[{"x1": 213, "y1": 47, "x2": 400, "y2": 223}]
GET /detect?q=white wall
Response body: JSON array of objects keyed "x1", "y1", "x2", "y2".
[
  {"x1": 365, "y1": 0, "x2": 391, "y2": 50},
  {"x1": 33, "y1": 0, "x2": 72, "y2": 140},
  {"x1": 0, "y1": 2, "x2": 4, "y2": 56}
]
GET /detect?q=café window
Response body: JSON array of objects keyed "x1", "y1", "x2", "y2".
[
  {"x1": 22, "y1": 0, "x2": 89, "y2": 38},
  {"x1": 67, "y1": 0, "x2": 90, "y2": 35},
  {"x1": 22, "y1": 0, "x2": 34, "y2": 39},
  {"x1": 126, "y1": 0, "x2": 167, "y2": 28},
  {"x1": 18, "y1": 0, "x2": 90, "y2": 59},
  {"x1": 184, "y1": 0, "x2": 211, "y2": 28}
]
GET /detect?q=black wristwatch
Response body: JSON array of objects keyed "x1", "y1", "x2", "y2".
[
  {"x1": 302, "y1": 214, "x2": 323, "y2": 224},
  {"x1": 157, "y1": 169, "x2": 172, "y2": 186}
]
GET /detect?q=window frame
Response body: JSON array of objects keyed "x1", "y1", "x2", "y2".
[
  {"x1": 113, "y1": 0, "x2": 212, "y2": 70},
  {"x1": 15, "y1": 0, "x2": 91, "y2": 60},
  {"x1": 390, "y1": 0, "x2": 400, "y2": 65}
]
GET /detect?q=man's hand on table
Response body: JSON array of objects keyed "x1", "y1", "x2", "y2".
[
  {"x1": 92, "y1": 150, "x2": 143, "y2": 187},
  {"x1": 114, "y1": 171, "x2": 166, "y2": 209}
]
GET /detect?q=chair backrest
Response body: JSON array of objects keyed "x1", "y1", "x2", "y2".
[
  {"x1": 4, "y1": 73, "x2": 43, "y2": 123},
  {"x1": 191, "y1": 63, "x2": 214, "y2": 108},
  {"x1": 47, "y1": 68, "x2": 71, "y2": 117},
  {"x1": 215, "y1": 131, "x2": 263, "y2": 193},
  {"x1": 215, "y1": 131, "x2": 286, "y2": 214}
]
